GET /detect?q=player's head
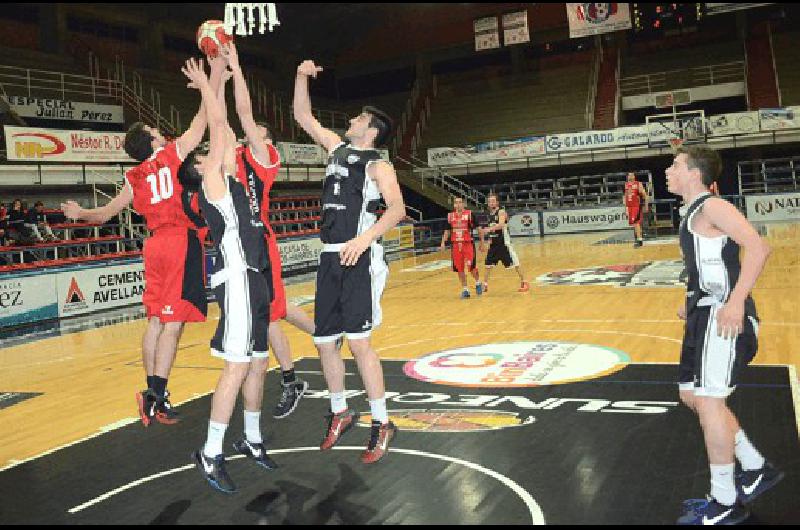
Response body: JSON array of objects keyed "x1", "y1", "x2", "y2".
[
  {"x1": 627, "y1": 172, "x2": 636, "y2": 182},
  {"x1": 487, "y1": 192, "x2": 499, "y2": 210},
  {"x1": 255, "y1": 121, "x2": 273, "y2": 145},
  {"x1": 666, "y1": 145, "x2": 722, "y2": 196},
  {"x1": 346, "y1": 106, "x2": 393, "y2": 148},
  {"x1": 124, "y1": 122, "x2": 167, "y2": 162},
  {"x1": 179, "y1": 148, "x2": 206, "y2": 193},
  {"x1": 453, "y1": 196, "x2": 464, "y2": 212}
]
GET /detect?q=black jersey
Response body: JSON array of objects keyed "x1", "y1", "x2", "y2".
[
  {"x1": 679, "y1": 193, "x2": 756, "y2": 316},
  {"x1": 486, "y1": 208, "x2": 512, "y2": 247},
  {"x1": 199, "y1": 175, "x2": 269, "y2": 282},
  {"x1": 320, "y1": 142, "x2": 385, "y2": 245}
]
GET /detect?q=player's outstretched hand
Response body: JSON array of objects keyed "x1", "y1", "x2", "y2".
[
  {"x1": 61, "y1": 200, "x2": 84, "y2": 221},
  {"x1": 297, "y1": 60, "x2": 323, "y2": 78},
  {"x1": 181, "y1": 57, "x2": 208, "y2": 90},
  {"x1": 219, "y1": 42, "x2": 240, "y2": 71},
  {"x1": 340, "y1": 235, "x2": 370, "y2": 267}
]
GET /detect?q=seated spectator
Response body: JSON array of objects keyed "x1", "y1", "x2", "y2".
[
  {"x1": 24, "y1": 201, "x2": 57, "y2": 242},
  {"x1": 7, "y1": 199, "x2": 35, "y2": 244},
  {"x1": 0, "y1": 216, "x2": 13, "y2": 247}
]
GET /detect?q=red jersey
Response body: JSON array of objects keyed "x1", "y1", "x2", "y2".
[
  {"x1": 624, "y1": 180, "x2": 642, "y2": 208},
  {"x1": 125, "y1": 142, "x2": 200, "y2": 232},
  {"x1": 234, "y1": 143, "x2": 281, "y2": 237},
  {"x1": 448, "y1": 209, "x2": 474, "y2": 243}
]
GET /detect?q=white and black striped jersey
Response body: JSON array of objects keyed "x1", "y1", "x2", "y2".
[
  {"x1": 679, "y1": 193, "x2": 756, "y2": 315},
  {"x1": 199, "y1": 175, "x2": 269, "y2": 287},
  {"x1": 486, "y1": 207, "x2": 512, "y2": 248},
  {"x1": 320, "y1": 142, "x2": 385, "y2": 244}
]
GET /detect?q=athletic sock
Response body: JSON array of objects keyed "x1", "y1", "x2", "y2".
[
  {"x1": 146, "y1": 375, "x2": 155, "y2": 390},
  {"x1": 244, "y1": 410, "x2": 262, "y2": 444},
  {"x1": 203, "y1": 421, "x2": 227, "y2": 458},
  {"x1": 330, "y1": 392, "x2": 348, "y2": 414},
  {"x1": 282, "y1": 368, "x2": 297, "y2": 385},
  {"x1": 369, "y1": 398, "x2": 389, "y2": 425},
  {"x1": 152, "y1": 376, "x2": 168, "y2": 398},
  {"x1": 735, "y1": 430, "x2": 765, "y2": 471},
  {"x1": 710, "y1": 463, "x2": 737, "y2": 506}
]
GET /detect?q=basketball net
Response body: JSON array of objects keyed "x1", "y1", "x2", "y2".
[{"x1": 224, "y1": 3, "x2": 280, "y2": 36}]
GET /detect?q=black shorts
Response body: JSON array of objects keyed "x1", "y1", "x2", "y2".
[
  {"x1": 211, "y1": 268, "x2": 271, "y2": 362},
  {"x1": 313, "y1": 245, "x2": 388, "y2": 343},
  {"x1": 485, "y1": 242, "x2": 518, "y2": 268},
  {"x1": 678, "y1": 305, "x2": 758, "y2": 397}
]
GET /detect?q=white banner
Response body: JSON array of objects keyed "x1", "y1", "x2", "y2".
[
  {"x1": 567, "y1": 3, "x2": 632, "y2": 38},
  {"x1": 543, "y1": 206, "x2": 629, "y2": 234},
  {"x1": 4, "y1": 126, "x2": 134, "y2": 162},
  {"x1": 545, "y1": 125, "x2": 649, "y2": 153},
  {"x1": 746, "y1": 193, "x2": 800, "y2": 222},
  {"x1": 759, "y1": 108, "x2": 800, "y2": 131},
  {"x1": 502, "y1": 11, "x2": 530, "y2": 45},
  {"x1": 276, "y1": 142, "x2": 326, "y2": 165},
  {"x1": 707, "y1": 111, "x2": 760, "y2": 137},
  {"x1": 0, "y1": 276, "x2": 59, "y2": 328},
  {"x1": 474, "y1": 16, "x2": 500, "y2": 51},
  {"x1": 508, "y1": 211, "x2": 540, "y2": 237},
  {"x1": 705, "y1": 3, "x2": 772, "y2": 16},
  {"x1": 278, "y1": 237, "x2": 323, "y2": 268},
  {"x1": 429, "y1": 137, "x2": 546, "y2": 166},
  {"x1": 57, "y1": 263, "x2": 145, "y2": 318},
  {"x1": 5, "y1": 96, "x2": 124, "y2": 124}
]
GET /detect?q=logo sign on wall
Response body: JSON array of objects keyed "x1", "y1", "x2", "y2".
[
  {"x1": 758, "y1": 107, "x2": 800, "y2": 131},
  {"x1": 278, "y1": 237, "x2": 323, "y2": 268},
  {"x1": 502, "y1": 11, "x2": 530, "y2": 45},
  {"x1": 746, "y1": 193, "x2": 800, "y2": 222},
  {"x1": 4, "y1": 126, "x2": 134, "y2": 162},
  {"x1": 57, "y1": 264, "x2": 145, "y2": 317},
  {"x1": 509, "y1": 212, "x2": 540, "y2": 237},
  {"x1": 0, "y1": 277, "x2": 58, "y2": 328},
  {"x1": 6, "y1": 96, "x2": 124, "y2": 124},
  {"x1": 707, "y1": 112, "x2": 760, "y2": 136},
  {"x1": 474, "y1": 16, "x2": 501, "y2": 51},
  {"x1": 542, "y1": 206, "x2": 629, "y2": 234},
  {"x1": 566, "y1": 3, "x2": 632, "y2": 38},
  {"x1": 404, "y1": 342, "x2": 630, "y2": 388}
]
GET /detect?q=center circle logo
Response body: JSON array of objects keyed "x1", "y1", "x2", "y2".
[{"x1": 404, "y1": 342, "x2": 629, "y2": 388}]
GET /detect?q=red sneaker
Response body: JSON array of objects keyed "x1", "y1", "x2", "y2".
[
  {"x1": 518, "y1": 281, "x2": 531, "y2": 293},
  {"x1": 361, "y1": 421, "x2": 397, "y2": 464},
  {"x1": 135, "y1": 389, "x2": 155, "y2": 427},
  {"x1": 320, "y1": 409, "x2": 359, "y2": 450}
]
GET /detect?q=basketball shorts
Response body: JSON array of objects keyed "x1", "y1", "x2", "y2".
[
  {"x1": 678, "y1": 305, "x2": 759, "y2": 398},
  {"x1": 313, "y1": 243, "x2": 388, "y2": 344},
  {"x1": 211, "y1": 268, "x2": 271, "y2": 363},
  {"x1": 451, "y1": 241, "x2": 476, "y2": 273},
  {"x1": 485, "y1": 241, "x2": 519, "y2": 268},
  {"x1": 142, "y1": 228, "x2": 207, "y2": 323},
  {"x1": 627, "y1": 206, "x2": 642, "y2": 226},
  {"x1": 264, "y1": 233, "x2": 287, "y2": 322}
]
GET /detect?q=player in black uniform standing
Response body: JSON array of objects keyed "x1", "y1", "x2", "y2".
[
  {"x1": 294, "y1": 59, "x2": 406, "y2": 464},
  {"x1": 182, "y1": 58, "x2": 278, "y2": 494},
  {"x1": 666, "y1": 146, "x2": 783, "y2": 525}
]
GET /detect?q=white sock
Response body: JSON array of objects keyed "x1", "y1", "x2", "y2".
[
  {"x1": 244, "y1": 410, "x2": 262, "y2": 444},
  {"x1": 369, "y1": 397, "x2": 389, "y2": 425},
  {"x1": 330, "y1": 391, "x2": 348, "y2": 414},
  {"x1": 735, "y1": 430, "x2": 765, "y2": 471},
  {"x1": 710, "y1": 463, "x2": 737, "y2": 506},
  {"x1": 203, "y1": 421, "x2": 228, "y2": 458}
]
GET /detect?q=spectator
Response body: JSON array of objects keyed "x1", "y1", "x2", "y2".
[
  {"x1": 0, "y1": 215, "x2": 13, "y2": 247},
  {"x1": 7, "y1": 199, "x2": 32, "y2": 243},
  {"x1": 24, "y1": 201, "x2": 57, "y2": 242}
]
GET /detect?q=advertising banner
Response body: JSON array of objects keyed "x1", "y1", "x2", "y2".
[
  {"x1": 542, "y1": 206, "x2": 629, "y2": 234},
  {"x1": 5, "y1": 96, "x2": 124, "y2": 124},
  {"x1": 567, "y1": 3, "x2": 632, "y2": 38},
  {"x1": 4, "y1": 126, "x2": 133, "y2": 162}
]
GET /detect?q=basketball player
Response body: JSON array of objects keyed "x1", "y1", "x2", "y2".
[
  {"x1": 666, "y1": 146, "x2": 782, "y2": 525},
  {"x1": 182, "y1": 58, "x2": 279, "y2": 493},
  {"x1": 61, "y1": 57, "x2": 226, "y2": 426},
  {"x1": 623, "y1": 172, "x2": 649, "y2": 248},
  {"x1": 440, "y1": 196, "x2": 482, "y2": 299},
  {"x1": 294, "y1": 59, "x2": 406, "y2": 463},
  {"x1": 478, "y1": 193, "x2": 530, "y2": 293},
  {"x1": 219, "y1": 42, "x2": 313, "y2": 419}
]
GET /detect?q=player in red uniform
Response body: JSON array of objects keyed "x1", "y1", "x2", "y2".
[
  {"x1": 624, "y1": 172, "x2": 649, "y2": 248},
  {"x1": 440, "y1": 196, "x2": 482, "y2": 299},
  {"x1": 61, "y1": 56, "x2": 227, "y2": 426},
  {"x1": 221, "y1": 42, "x2": 316, "y2": 419}
]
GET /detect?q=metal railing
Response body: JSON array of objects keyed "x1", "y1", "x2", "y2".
[
  {"x1": 586, "y1": 39, "x2": 602, "y2": 129},
  {"x1": 738, "y1": 156, "x2": 800, "y2": 195},
  {"x1": 620, "y1": 61, "x2": 746, "y2": 96},
  {"x1": 398, "y1": 153, "x2": 487, "y2": 207}
]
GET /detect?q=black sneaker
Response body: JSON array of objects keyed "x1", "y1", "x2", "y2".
[
  {"x1": 634, "y1": 240, "x2": 644, "y2": 248},
  {"x1": 676, "y1": 496, "x2": 749, "y2": 525},
  {"x1": 135, "y1": 389, "x2": 157, "y2": 427},
  {"x1": 233, "y1": 439, "x2": 279, "y2": 470},
  {"x1": 192, "y1": 450, "x2": 237, "y2": 494},
  {"x1": 274, "y1": 379, "x2": 308, "y2": 419},
  {"x1": 154, "y1": 390, "x2": 180, "y2": 425},
  {"x1": 737, "y1": 462, "x2": 785, "y2": 504}
]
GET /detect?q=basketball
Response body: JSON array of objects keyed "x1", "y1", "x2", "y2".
[{"x1": 196, "y1": 20, "x2": 233, "y2": 58}]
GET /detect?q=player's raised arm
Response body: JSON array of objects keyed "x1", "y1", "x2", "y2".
[
  {"x1": 61, "y1": 186, "x2": 133, "y2": 225},
  {"x1": 293, "y1": 60, "x2": 342, "y2": 153}
]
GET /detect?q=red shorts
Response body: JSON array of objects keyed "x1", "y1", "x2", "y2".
[
  {"x1": 265, "y1": 233, "x2": 287, "y2": 322},
  {"x1": 142, "y1": 228, "x2": 207, "y2": 323},
  {"x1": 627, "y1": 206, "x2": 642, "y2": 226},
  {"x1": 451, "y1": 241, "x2": 476, "y2": 273}
]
